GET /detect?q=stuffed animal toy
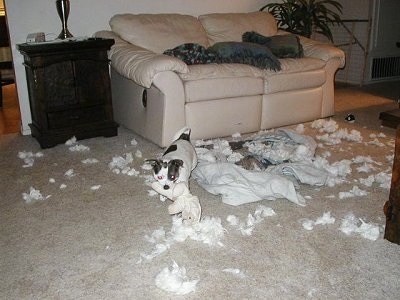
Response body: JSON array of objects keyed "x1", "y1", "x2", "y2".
[{"x1": 151, "y1": 181, "x2": 202, "y2": 225}]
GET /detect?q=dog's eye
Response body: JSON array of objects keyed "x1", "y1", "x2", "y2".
[
  {"x1": 170, "y1": 175, "x2": 176, "y2": 180},
  {"x1": 157, "y1": 175, "x2": 163, "y2": 180}
]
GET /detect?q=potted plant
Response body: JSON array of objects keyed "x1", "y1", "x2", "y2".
[{"x1": 260, "y1": 0, "x2": 343, "y2": 42}]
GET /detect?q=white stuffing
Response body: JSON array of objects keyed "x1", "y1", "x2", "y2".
[
  {"x1": 139, "y1": 216, "x2": 225, "y2": 263},
  {"x1": 90, "y1": 185, "x2": 101, "y2": 191},
  {"x1": 65, "y1": 136, "x2": 77, "y2": 145},
  {"x1": 301, "y1": 212, "x2": 335, "y2": 230},
  {"x1": 339, "y1": 213, "x2": 381, "y2": 241},
  {"x1": 22, "y1": 187, "x2": 51, "y2": 203},
  {"x1": 108, "y1": 153, "x2": 139, "y2": 176},
  {"x1": 65, "y1": 136, "x2": 90, "y2": 151},
  {"x1": 135, "y1": 150, "x2": 142, "y2": 158},
  {"x1": 223, "y1": 268, "x2": 246, "y2": 278},
  {"x1": 130, "y1": 138, "x2": 138, "y2": 146},
  {"x1": 64, "y1": 169, "x2": 75, "y2": 178},
  {"x1": 227, "y1": 205, "x2": 276, "y2": 236},
  {"x1": 81, "y1": 158, "x2": 99, "y2": 164},
  {"x1": 367, "y1": 138, "x2": 385, "y2": 147},
  {"x1": 69, "y1": 144, "x2": 90, "y2": 152},
  {"x1": 311, "y1": 119, "x2": 338, "y2": 133},
  {"x1": 60, "y1": 184, "x2": 67, "y2": 189},
  {"x1": 155, "y1": 261, "x2": 198, "y2": 295},
  {"x1": 375, "y1": 171, "x2": 392, "y2": 189},
  {"x1": 49, "y1": 178, "x2": 56, "y2": 183},
  {"x1": 338, "y1": 186, "x2": 368, "y2": 199},
  {"x1": 18, "y1": 151, "x2": 43, "y2": 168}
]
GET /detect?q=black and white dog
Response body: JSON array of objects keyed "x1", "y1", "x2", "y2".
[{"x1": 147, "y1": 128, "x2": 197, "y2": 191}]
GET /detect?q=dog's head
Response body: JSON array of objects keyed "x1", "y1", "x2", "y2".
[{"x1": 146, "y1": 159, "x2": 184, "y2": 190}]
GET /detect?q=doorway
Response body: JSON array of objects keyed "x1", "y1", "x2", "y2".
[{"x1": 0, "y1": 0, "x2": 21, "y2": 135}]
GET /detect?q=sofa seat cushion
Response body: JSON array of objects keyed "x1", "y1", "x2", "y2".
[
  {"x1": 263, "y1": 57, "x2": 327, "y2": 94},
  {"x1": 180, "y1": 64, "x2": 264, "y2": 102},
  {"x1": 110, "y1": 13, "x2": 210, "y2": 53},
  {"x1": 199, "y1": 11, "x2": 277, "y2": 45}
]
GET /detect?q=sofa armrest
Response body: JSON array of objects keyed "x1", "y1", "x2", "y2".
[
  {"x1": 298, "y1": 35, "x2": 345, "y2": 68},
  {"x1": 94, "y1": 30, "x2": 189, "y2": 88}
]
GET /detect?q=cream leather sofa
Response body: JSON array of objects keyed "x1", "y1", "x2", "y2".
[{"x1": 96, "y1": 11, "x2": 345, "y2": 147}]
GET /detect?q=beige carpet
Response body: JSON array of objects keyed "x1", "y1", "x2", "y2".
[{"x1": 1, "y1": 82, "x2": 400, "y2": 299}]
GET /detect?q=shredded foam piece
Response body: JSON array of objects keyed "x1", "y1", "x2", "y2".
[
  {"x1": 155, "y1": 261, "x2": 198, "y2": 295},
  {"x1": 130, "y1": 138, "x2": 138, "y2": 146},
  {"x1": 223, "y1": 268, "x2": 246, "y2": 278},
  {"x1": 135, "y1": 150, "x2": 142, "y2": 158},
  {"x1": 311, "y1": 119, "x2": 338, "y2": 133},
  {"x1": 69, "y1": 144, "x2": 90, "y2": 152},
  {"x1": 65, "y1": 136, "x2": 77, "y2": 145},
  {"x1": 138, "y1": 216, "x2": 225, "y2": 263},
  {"x1": 301, "y1": 212, "x2": 335, "y2": 230},
  {"x1": 108, "y1": 153, "x2": 139, "y2": 176},
  {"x1": 338, "y1": 186, "x2": 368, "y2": 199},
  {"x1": 312, "y1": 156, "x2": 352, "y2": 186},
  {"x1": 18, "y1": 151, "x2": 43, "y2": 168},
  {"x1": 49, "y1": 178, "x2": 56, "y2": 183},
  {"x1": 232, "y1": 132, "x2": 241, "y2": 138},
  {"x1": 81, "y1": 158, "x2": 99, "y2": 164},
  {"x1": 374, "y1": 171, "x2": 391, "y2": 189},
  {"x1": 60, "y1": 184, "x2": 67, "y2": 189},
  {"x1": 90, "y1": 185, "x2": 101, "y2": 191},
  {"x1": 367, "y1": 138, "x2": 385, "y2": 147},
  {"x1": 227, "y1": 205, "x2": 276, "y2": 236},
  {"x1": 64, "y1": 169, "x2": 75, "y2": 178},
  {"x1": 22, "y1": 187, "x2": 51, "y2": 203},
  {"x1": 339, "y1": 213, "x2": 381, "y2": 241},
  {"x1": 65, "y1": 136, "x2": 90, "y2": 151}
]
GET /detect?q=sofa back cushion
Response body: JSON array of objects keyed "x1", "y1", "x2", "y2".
[
  {"x1": 110, "y1": 13, "x2": 210, "y2": 53},
  {"x1": 199, "y1": 11, "x2": 278, "y2": 45}
]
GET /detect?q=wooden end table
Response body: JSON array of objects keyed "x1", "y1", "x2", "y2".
[{"x1": 384, "y1": 125, "x2": 400, "y2": 244}]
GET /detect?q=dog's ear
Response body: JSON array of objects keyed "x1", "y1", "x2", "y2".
[
  {"x1": 170, "y1": 159, "x2": 184, "y2": 168},
  {"x1": 145, "y1": 159, "x2": 162, "y2": 171}
]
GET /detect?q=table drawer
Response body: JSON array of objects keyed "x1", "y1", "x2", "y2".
[{"x1": 47, "y1": 106, "x2": 106, "y2": 129}]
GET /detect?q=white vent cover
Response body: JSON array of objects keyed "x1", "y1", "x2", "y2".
[{"x1": 371, "y1": 56, "x2": 400, "y2": 79}]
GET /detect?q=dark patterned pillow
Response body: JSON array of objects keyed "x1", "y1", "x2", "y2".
[
  {"x1": 208, "y1": 41, "x2": 281, "y2": 71},
  {"x1": 163, "y1": 43, "x2": 218, "y2": 65},
  {"x1": 243, "y1": 31, "x2": 304, "y2": 58}
]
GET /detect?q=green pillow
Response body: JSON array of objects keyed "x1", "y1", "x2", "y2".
[
  {"x1": 208, "y1": 41, "x2": 281, "y2": 71},
  {"x1": 243, "y1": 31, "x2": 304, "y2": 58}
]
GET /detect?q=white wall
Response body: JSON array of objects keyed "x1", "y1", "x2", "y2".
[{"x1": 5, "y1": 0, "x2": 266, "y2": 135}]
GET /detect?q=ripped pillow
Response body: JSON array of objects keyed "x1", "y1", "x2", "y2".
[{"x1": 243, "y1": 31, "x2": 303, "y2": 58}]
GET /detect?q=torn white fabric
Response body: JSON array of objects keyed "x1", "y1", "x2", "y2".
[
  {"x1": 268, "y1": 162, "x2": 329, "y2": 186},
  {"x1": 155, "y1": 261, "x2": 198, "y2": 295},
  {"x1": 192, "y1": 160, "x2": 306, "y2": 206}
]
